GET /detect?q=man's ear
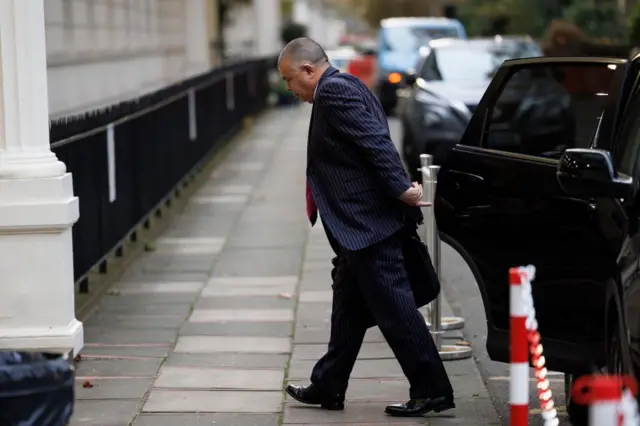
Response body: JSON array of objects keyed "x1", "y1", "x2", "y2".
[{"x1": 301, "y1": 63, "x2": 315, "y2": 75}]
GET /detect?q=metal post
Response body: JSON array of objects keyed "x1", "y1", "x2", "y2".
[
  {"x1": 420, "y1": 154, "x2": 472, "y2": 361},
  {"x1": 419, "y1": 154, "x2": 465, "y2": 331}
]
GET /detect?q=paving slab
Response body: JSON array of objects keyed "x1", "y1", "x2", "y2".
[
  {"x1": 83, "y1": 314, "x2": 188, "y2": 330},
  {"x1": 117, "y1": 271, "x2": 210, "y2": 283},
  {"x1": 134, "y1": 414, "x2": 280, "y2": 426},
  {"x1": 80, "y1": 344, "x2": 172, "y2": 358},
  {"x1": 194, "y1": 295, "x2": 296, "y2": 309},
  {"x1": 180, "y1": 321, "x2": 293, "y2": 337},
  {"x1": 70, "y1": 400, "x2": 141, "y2": 426},
  {"x1": 201, "y1": 284, "x2": 297, "y2": 297},
  {"x1": 154, "y1": 366, "x2": 284, "y2": 390},
  {"x1": 165, "y1": 353, "x2": 289, "y2": 369},
  {"x1": 83, "y1": 328, "x2": 180, "y2": 345},
  {"x1": 111, "y1": 282, "x2": 204, "y2": 294},
  {"x1": 75, "y1": 377, "x2": 154, "y2": 400},
  {"x1": 188, "y1": 308, "x2": 295, "y2": 322},
  {"x1": 174, "y1": 335, "x2": 292, "y2": 354},
  {"x1": 210, "y1": 247, "x2": 305, "y2": 276},
  {"x1": 75, "y1": 357, "x2": 164, "y2": 378},
  {"x1": 143, "y1": 390, "x2": 283, "y2": 413}
]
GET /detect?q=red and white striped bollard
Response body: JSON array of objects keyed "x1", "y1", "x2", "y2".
[
  {"x1": 571, "y1": 375, "x2": 638, "y2": 426},
  {"x1": 510, "y1": 267, "x2": 529, "y2": 426}
]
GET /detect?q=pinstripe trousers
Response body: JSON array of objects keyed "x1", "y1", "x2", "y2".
[{"x1": 310, "y1": 228, "x2": 454, "y2": 399}]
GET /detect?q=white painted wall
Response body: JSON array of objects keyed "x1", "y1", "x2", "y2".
[
  {"x1": 45, "y1": 0, "x2": 210, "y2": 118},
  {"x1": 292, "y1": 0, "x2": 345, "y2": 49},
  {"x1": 223, "y1": 0, "x2": 282, "y2": 59}
]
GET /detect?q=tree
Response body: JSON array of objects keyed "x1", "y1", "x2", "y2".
[
  {"x1": 563, "y1": 0, "x2": 626, "y2": 40},
  {"x1": 281, "y1": 21, "x2": 308, "y2": 44},
  {"x1": 342, "y1": 0, "x2": 435, "y2": 28},
  {"x1": 459, "y1": 0, "x2": 546, "y2": 37},
  {"x1": 629, "y1": 1, "x2": 640, "y2": 44}
]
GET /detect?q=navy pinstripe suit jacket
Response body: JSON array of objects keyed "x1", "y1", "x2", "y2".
[{"x1": 307, "y1": 67, "x2": 423, "y2": 251}]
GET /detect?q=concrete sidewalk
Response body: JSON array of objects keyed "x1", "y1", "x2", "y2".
[{"x1": 70, "y1": 105, "x2": 501, "y2": 426}]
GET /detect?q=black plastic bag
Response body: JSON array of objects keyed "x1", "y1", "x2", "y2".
[{"x1": 0, "y1": 352, "x2": 74, "y2": 426}]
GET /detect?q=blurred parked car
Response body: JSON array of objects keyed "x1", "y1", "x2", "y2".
[
  {"x1": 435, "y1": 53, "x2": 640, "y2": 426},
  {"x1": 346, "y1": 44, "x2": 377, "y2": 88},
  {"x1": 399, "y1": 36, "x2": 542, "y2": 180},
  {"x1": 327, "y1": 47, "x2": 358, "y2": 74},
  {"x1": 375, "y1": 17, "x2": 467, "y2": 115}
]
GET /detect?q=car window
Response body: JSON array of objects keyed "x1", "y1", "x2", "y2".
[
  {"x1": 481, "y1": 63, "x2": 618, "y2": 159},
  {"x1": 420, "y1": 43, "x2": 544, "y2": 83},
  {"x1": 616, "y1": 91, "x2": 640, "y2": 177},
  {"x1": 419, "y1": 53, "x2": 441, "y2": 81},
  {"x1": 381, "y1": 26, "x2": 461, "y2": 52}
]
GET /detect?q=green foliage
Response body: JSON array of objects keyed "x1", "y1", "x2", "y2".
[
  {"x1": 563, "y1": 1, "x2": 626, "y2": 40},
  {"x1": 281, "y1": 21, "x2": 308, "y2": 44},
  {"x1": 628, "y1": 2, "x2": 640, "y2": 44},
  {"x1": 459, "y1": 0, "x2": 545, "y2": 37},
  {"x1": 281, "y1": 0, "x2": 294, "y2": 20}
]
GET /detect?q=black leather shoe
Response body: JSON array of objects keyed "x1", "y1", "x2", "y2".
[
  {"x1": 385, "y1": 395, "x2": 455, "y2": 417},
  {"x1": 285, "y1": 384, "x2": 345, "y2": 410}
]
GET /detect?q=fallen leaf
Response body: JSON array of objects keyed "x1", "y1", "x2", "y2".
[
  {"x1": 74, "y1": 354, "x2": 82, "y2": 363},
  {"x1": 82, "y1": 381, "x2": 93, "y2": 388}
]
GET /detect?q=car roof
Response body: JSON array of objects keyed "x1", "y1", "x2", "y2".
[
  {"x1": 326, "y1": 47, "x2": 358, "y2": 59},
  {"x1": 428, "y1": 36, "x2": 534, "y2": 49},
  {"x1": 380, "y1": 17, "x2": 461, "y2": 27}
]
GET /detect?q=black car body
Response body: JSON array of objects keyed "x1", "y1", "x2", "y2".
[
  {"x1": 400, "y1": 37, "x2": 542, "y2": 181},
  {"x1": 435, "y1": 55, "x2": 640, "y2": 424}
]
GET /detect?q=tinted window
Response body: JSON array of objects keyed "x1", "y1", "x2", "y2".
[
  {"x1": 616, "y1": 93, "x2": 640, "y2": 177},
  {"x1": 382, "y1": 26, "x2": 461, "y2": 52},
  {"x1": 481, "y1": 64, "x2": 618, "y2": 158}
]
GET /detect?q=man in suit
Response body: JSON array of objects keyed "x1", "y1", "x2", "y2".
[{"x1": 279, "y1": 37, "x2": 454, "y2": 417}]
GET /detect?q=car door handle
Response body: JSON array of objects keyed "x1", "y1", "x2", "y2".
[{"x1": 448, "y1": 170, "x2": 485, "y2": 183}]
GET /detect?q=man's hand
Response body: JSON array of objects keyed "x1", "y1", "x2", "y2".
[{"x1": 399, "y1": 182, "x2": 432, "y2": 207}]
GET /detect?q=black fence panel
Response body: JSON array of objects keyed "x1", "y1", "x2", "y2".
[{"x1": 50, "y1": 57, "x2": 275, "y2": 284}]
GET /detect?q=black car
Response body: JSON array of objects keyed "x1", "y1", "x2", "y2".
[
  {"x1": 399, "y1": 37, "x2": 542, "y2": 181},
  {"x1": 435, "y1": 55, "x2": 640, "y2": 425}
]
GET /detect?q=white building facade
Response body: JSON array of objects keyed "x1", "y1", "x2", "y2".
[{"x1": 45, "y1": 0, "x2": 212, "y2": 118}]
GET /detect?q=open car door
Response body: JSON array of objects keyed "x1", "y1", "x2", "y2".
[{"x1": 435, "y1": 57, "x2": 630, "y2": 374}]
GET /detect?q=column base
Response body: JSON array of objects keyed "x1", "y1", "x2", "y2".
[
  {"x1": 0, "y1": 173, "x2": 83, "y2": 355},
  {"x1": 0, "y1": 319, "x2": 83, "y2": 356}
]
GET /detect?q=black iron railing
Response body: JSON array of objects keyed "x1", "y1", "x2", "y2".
[{"x1": 50, "y1": 57, "x2": 274, "y2": 289}]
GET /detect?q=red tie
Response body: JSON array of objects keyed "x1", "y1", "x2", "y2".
[{"x1": 306, "y1": 182, "x2": 318, "y2": 226}]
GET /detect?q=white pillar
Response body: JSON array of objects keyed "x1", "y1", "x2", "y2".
[
  {"x1": 292, "y1": 0, "x2": 310, "y2": 24},
  {"x1": 185, "y1": 0, "x2": 211, "y2": 74},
  {"x1": 253, "y1": 0, "x2": 281, "y2": 56},
  {"x1": 0, "y1": 0, "x2": 83, "y2": 354}
]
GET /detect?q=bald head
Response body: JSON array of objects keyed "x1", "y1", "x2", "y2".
[{"x1": 278, "y1": 37, "x2": 328, "y2": 68}]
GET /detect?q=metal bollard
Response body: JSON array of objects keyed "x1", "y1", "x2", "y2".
[
  {"x1": 420, "y1": 154, "x2": 472, "y2": 361},
  {"x1": 420, "y1": 155, "x2": 466, "y2": 332}
]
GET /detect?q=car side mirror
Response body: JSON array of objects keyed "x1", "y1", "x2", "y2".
[
  {"x1": 405, "y1": 70, "x2": 417, "y2": 86},
  {"x1": 556, "y1": 148, "x2": 633, "y2": 198}
]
